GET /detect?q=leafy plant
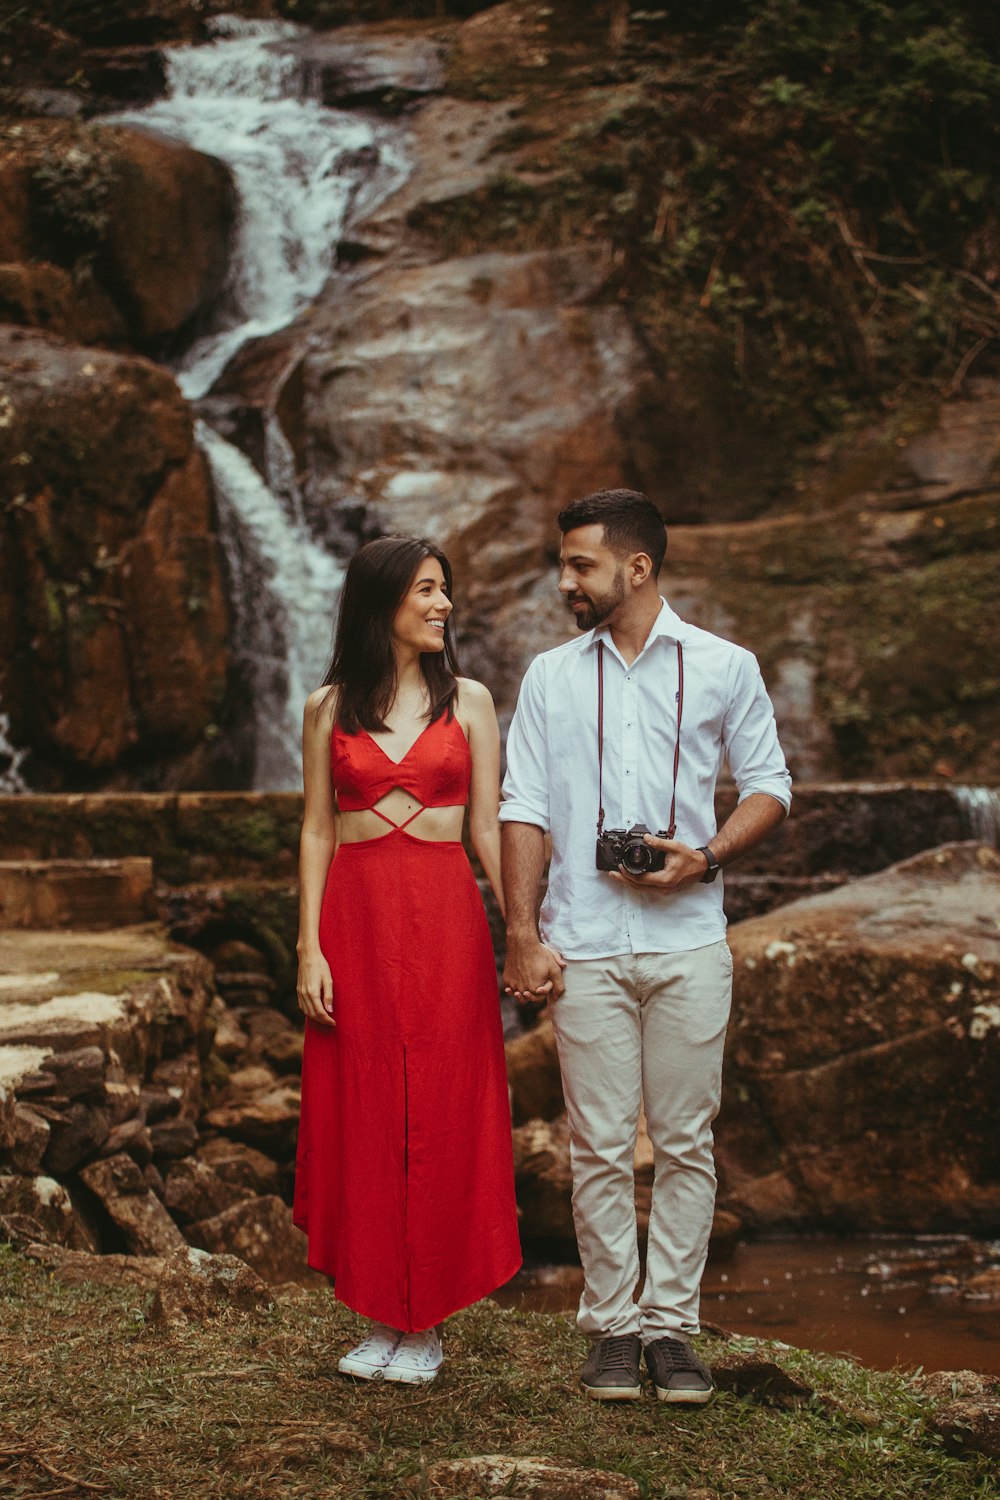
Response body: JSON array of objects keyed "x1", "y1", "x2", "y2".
[
  {"x1": 29, "y1": 128, "x2": 115, "y2": 266},
  {"x1": 433, "y1": 0, "x2": 1000, "y2": 442}
]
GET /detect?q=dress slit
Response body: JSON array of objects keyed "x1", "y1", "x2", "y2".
[{"x1": 402, "y1": 1041, "x2": 411, "y2": 1329}]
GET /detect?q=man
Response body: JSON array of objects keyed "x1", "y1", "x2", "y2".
[{"x1": 500, "y1": 489, "x2": 791, "y2": 1405}]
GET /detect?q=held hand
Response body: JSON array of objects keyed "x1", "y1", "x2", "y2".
[
  {"x1": 503, "y1": 936, "x2": 566, "y2": 1002},
  {"x1": 608, "y1": 836, "x2": 709, "y2": 893},
  {"x1": 540, "y1": 943, "x2": 567, "y2": 1000},
  {"x1": 296, "y1": 951, "x2": 336, "y2": 1027}
]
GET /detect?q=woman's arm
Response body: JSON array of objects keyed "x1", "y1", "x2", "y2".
[
  {"x1": 296, "y1": 687, "x2": 338, "y2": 1027},
  {"x1": 458, "y1": 678, "x2": 505, "y2": 918}
]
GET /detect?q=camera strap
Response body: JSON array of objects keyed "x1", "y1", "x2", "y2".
[{"x1": 596, "y1": 638, "x2": 685, "y2": 839}]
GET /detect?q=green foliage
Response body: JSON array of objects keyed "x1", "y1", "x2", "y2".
[
  {"x1": 614, "y1": 1, "x2": 1000, "y2": 421},
  {"x1": 29, "y1": 126, "x2": 115, "y2": 265},
  {"x1": 432, "y1": 0, "x2": 1000, "y2": 440}
]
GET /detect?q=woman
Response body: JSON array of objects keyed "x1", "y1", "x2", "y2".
[{"x1": 293, "y1": 535, "x2": 521, "y2": 1385}]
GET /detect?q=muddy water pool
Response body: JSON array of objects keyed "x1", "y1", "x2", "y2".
[{"x1": 493, "y1": 1236, "x2": 1000, "y2": 1374}]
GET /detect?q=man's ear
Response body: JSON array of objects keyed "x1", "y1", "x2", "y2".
[{"x1": 630, "y1": 551, "x2": 654, "y2": 587}]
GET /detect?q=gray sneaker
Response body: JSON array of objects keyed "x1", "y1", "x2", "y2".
[
  {"x1": 580, "y1": 1333, "x2": 643, "y2": 1401},
  {"x1": 644, "y1": 1335, "x2": 714, "y2": 1404}
]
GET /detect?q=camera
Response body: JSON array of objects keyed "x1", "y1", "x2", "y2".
[{"x1": 595, "y1": 823, "x2": 668, "y2": 875}]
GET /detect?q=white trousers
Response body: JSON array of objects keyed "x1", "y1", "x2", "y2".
[{"x1": 550, "y1": 941, "x2": 733, "y2": 1342}]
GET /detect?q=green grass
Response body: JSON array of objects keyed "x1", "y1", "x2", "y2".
[{"x1": 0, "y1": 1247, "x2": 995, "y2": 1499}]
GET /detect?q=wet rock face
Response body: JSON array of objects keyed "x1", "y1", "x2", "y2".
[
  {"x1": 662, "y1": 463, "x2": 1000, "y2": 785},
  {"x1": 291, "y1": 28, "x2": 446, "y2": 111},
  {"x1": 1, "y1": 5, "x2": 215, "y2": 102},
  {"x1": 296, "y1": 245, "x2": 650, "y2": 708},
  {"x1": 0, "y1": 121, "x2": 235, "y2": 347},
  {"x1": 3, "y1": 8, "x2": 998, "y2": 793},
  {"x1": 506, "y1": 1021, "x2": 563, "y2": 1126},
  {"x1": 718, "y1": 843, "x2": 1000, "y2": 1233},
  {"x1": 251, "y1": 37, "x2": 999, "y2": 779},
  {"x1": 0, "y1": 858, "x2": 155, "y2": 929},
  {"x1": 501, "y1": 841, "x2": 1000, "y2": 1238},
  {"x1": 0, "y1": 327, "x2": 235, "y2": 790},
  {"x1": 98, "y1": 125, "x2": 236, "y2": 342},
  {"x1": 511, "y1": 1115, "x2": 574, "y2": 1249}
]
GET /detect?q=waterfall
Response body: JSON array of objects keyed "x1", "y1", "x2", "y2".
[
  {"x1": 197, "y1": 422, "x2": 343, "y2": 789},
  {"x1": 108, "y1": 18, "x2": 410, "y2": 788},
  {"x1": 952, "y1": 786, "x2": 1000, "y2": 849},
  {"x1": 0, "y1": 707, "x2": 28, "y2": 794},
  {"x1": 116, "y1": 17, "x2": 409, "y2": 404}
]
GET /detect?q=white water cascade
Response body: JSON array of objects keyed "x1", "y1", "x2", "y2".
[
  {"x1": 110, "y1": 17, "x2": 410, "y2": 787},
  {"x1": 952, "y1": 785, "x2": 1000, "y2": 848},
  {"x1": 196, "y1": 421, "x2": 344, "y2": 786},
  {"x1": 0, "y1": 709, "x2": 29, "y2": 794}
]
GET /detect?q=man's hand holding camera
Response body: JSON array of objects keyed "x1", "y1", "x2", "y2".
[{"x1": 607, "y1": 832, "x2": 713, "y2": 893}]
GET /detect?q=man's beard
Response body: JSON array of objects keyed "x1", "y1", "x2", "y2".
[{"x1": 565, "y1": 568, "x2": 626, "y2": 631}]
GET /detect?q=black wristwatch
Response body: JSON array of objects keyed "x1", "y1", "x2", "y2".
[{"x1": 696, "y1": 845, "x2": 721, "y2": 883}]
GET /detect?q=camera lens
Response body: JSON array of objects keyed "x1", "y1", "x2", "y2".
[{"x1": 621, "y1": 841, "x2": 652, "y2": 874}]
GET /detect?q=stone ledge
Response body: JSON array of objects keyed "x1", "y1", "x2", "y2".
[
  {"x1": 0, "y1": 858, "x2": 155, "y2": 930},
  {"x1": 0, "y1": 783, "x2": 991, "y2": 889}
]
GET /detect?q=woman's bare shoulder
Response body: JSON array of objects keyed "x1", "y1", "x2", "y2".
[
  {"x1": 305, "y1": 685, "x2": 337, "y2": 722},
  {"x1": 455, "y1": 676, "x2": 495, "y2": 710}
]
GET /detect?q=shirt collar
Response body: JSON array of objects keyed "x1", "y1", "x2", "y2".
[{"x1": 586, "y1": 596, "x2": 687, "y2": 655}]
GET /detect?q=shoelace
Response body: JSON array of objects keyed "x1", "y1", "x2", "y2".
[
  {"x1": 357, "y1": 1334, "x2": 396, "y2": 1354},
  {"x1": 395, "y1": 1333, "x2": 439, "y2": 1366},
  {"x1": 651, "y1": 1337, "x2": 701, "y2": 1373},
  {"x1": 597, "y1": 1335, "x2": 640, "y2": 1374}
]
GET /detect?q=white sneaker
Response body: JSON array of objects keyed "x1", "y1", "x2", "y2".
[
  {"x1": 337, "y1": 1323, "x2": 402, "y2": 1380},
  {"x1": 383, "y1": 1327, "x2": 443, "y2": 1384}
]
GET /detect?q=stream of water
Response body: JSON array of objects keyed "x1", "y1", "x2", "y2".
[
  {"x1": 108, "y1": 16, "x2": 409, "y2": 788},
  {"x1": 497, "y1": 1237, "x2": 1000, "y2": 1375}
]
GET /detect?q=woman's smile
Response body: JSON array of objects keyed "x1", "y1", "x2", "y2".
[{"x1": 393, "y1": 558, "x2": 453, "y2": 655}]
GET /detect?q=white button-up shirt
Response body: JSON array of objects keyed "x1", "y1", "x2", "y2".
[{"x1": 500, "y1": 598, "x2": 792, "y2": 959}]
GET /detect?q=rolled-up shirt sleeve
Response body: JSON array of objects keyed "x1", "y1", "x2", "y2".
[
  {"x1": 500, "y1": 658, "x2": 551, "y2": 831},
  {"x1": 723, "y1": 650, "x2": 792, "y2": 814}
]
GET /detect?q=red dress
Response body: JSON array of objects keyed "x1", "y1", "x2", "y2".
[{"x1": 293, "y1": 711, "x2": 522, "y2": 1331}]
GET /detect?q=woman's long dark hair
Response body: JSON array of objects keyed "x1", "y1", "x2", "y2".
[{"x1": 319, "y1": 535, "x2": 460, "y2": 733}]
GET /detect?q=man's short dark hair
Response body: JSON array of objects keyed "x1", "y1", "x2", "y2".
[{"x1": 557, "y1": 489, "x2": 667, "y2": 576}]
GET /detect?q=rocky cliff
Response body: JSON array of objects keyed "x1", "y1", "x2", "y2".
[
  {"x1": 0, "y1": 328, "x2": 240, "y2": 790},
  {"x1": 0, "y1": 1, "x2": 997, "y2": 792},
  {"x1": 0, "y1": 119, "x2": 234, "y2": 347}
]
